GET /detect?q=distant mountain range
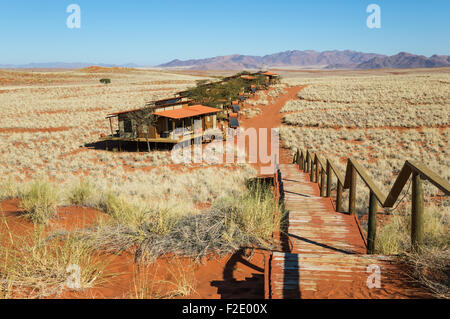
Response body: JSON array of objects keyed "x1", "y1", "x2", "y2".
[
  {"x1": 1, "y1": 51, "x2": 449, "y2": 70},
  {"x1": 158, "y1": 50, "x2": 450, "y2": 70},
  {"x1": 0, "y1": 62, "x2": 140, "y2": 69}
]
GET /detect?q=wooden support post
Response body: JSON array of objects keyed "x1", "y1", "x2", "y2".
[
  {"x1": 326, "y1": 161, "x2": 332, "y2": 197},
  {"x1": 349, "y1": 164, "x2": 357, "y2": 215},
  {"x1": 320, "y1": 168, "x2": 326, "y2": 197},
  {"x1": 411, "y1": 172, "x2": 424, "y2": 251},
  {"x1": 136, "y1": 140, "x2": 140, "y2": 152},
  {"x1": 315, "y1": 157, "x2": 319, "y2": 183},
  {"x1": 118, "y1": 140, "x2": 122, "y2": 152},
  {"x1": 367, "y1": 190, "x2": 377, "y2": 254},
  {"x1": 109, "y1": 118, "x2": 114, "y2": 136},
  {"x1": 105, "y1": 140, "x2": 109, "y2": 151},
  {"x1": 336, "y1": 182, "x2": 343, "y2": 213},
  {"x1": 310, "y1": 158, "x2": 314, "y2": 182},
  {"x1": 305, "y1": 153, "x2": 310, "y2": 173}
]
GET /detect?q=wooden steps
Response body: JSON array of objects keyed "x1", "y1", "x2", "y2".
[{"x1": 268, "y1": 164, "x2": 430, "y2": 299}]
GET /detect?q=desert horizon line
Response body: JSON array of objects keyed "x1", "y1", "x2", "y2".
[{"x1": 1, "y1": 49, "x2": 449, "y2": 69}]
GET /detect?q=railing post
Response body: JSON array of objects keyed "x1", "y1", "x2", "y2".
[
  {"x1": 310, "y1": 157, "x2": 314, "y2": 182},
  {"x1": 336, "y1": 182, "x2": 343, "y2": 213},
  {"x1": 349, "y1": 163, "x2": 357, "y2": 215},
  {"x1": 326, "y1": 161, "x2": 332, "y2": 197},
  {"x1": 303, "y1": 154, "x2": 307, "y2": 172},
  {"x1": 298, "y1": 152, "x2": 305, "y2": 171},
  {"x1": 320, "y1": 168, "x2": 326, "y2": 197},
  {"x1": 367, "y1": 191, "x2": 377, "y2": 254},
  {"x1": 306, "y1": 152, "x2": 310, "y2": 173},
  {"x1": 315, "y1": 157, "x2": 319, "y2": 183},
  {"x1": 411, "y1": 172, "x2": 424, "y2": 251}
]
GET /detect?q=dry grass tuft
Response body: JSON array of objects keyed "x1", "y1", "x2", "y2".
[
  {"x1": 18, "y1": 179, "x2": 59, "y2": 224},
  {"x1": 0, "y1": 223, "x2": 110, "y2": 298},
  {"x1": 67, "y1": 178, "x2": 96, "y2": 207},
  {"x1": 131, "y1": 260, "x2": 196, "y2": 299}
]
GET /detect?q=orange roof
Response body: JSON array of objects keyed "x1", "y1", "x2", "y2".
[
  {"x1": 232, "y1": 100, "x2": 239, "y2": 105},
  {"x1": 262, "y1": 72, "x2": 278, "y2": 76},
  {"x1": 153, "y1": 105, "x2": 220, "y2": 119},
  {"x1": 241, "y1": 75, "x2": 256, "y2": 80},
  {"x1": 229, "y1": 113, "x2": 238, "y2": 118}
]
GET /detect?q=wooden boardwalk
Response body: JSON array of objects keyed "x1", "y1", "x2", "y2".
[{"x1": 268, "y1": 164, "x2": 429, "y2": 299}]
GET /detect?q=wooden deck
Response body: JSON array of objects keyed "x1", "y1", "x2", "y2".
[{"x1": 268, "y1": 164, "x2": 430, "y2": 299}]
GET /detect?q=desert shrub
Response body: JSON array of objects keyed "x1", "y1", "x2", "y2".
[
  {"x1": 99, "y1": 78, "x2": 111, "y2": 84},
  {"x1": 67, "y1": 179, "x2": 95, "y2": 206},
  {"x1": 18, "y1": 179, "x2": 59, "y2": 224},
  {"x1": 134, "y1": 180, "x2": 280, "y2": 262},
  {"x1": 87, "y1": 180, "x2": 281, "y2": 262},
  {"x1": 224, "y1": 181, "x2": 280, "y2": 242},
  {"x1": 0, "y1": 228, "x2": 109, "y2": 298},
  {"x1": 91, "y1": 191, "x2": 182, "y2": 251}
]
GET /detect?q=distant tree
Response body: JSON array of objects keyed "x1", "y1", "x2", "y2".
[
  {"x1": 100, "y1": 78, "x2": 111, "y2": 85},
  {"x1": 126, "y1": 109, "x2": 157, "y2": 152}
]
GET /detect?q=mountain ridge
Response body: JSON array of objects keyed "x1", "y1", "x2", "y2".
[{"x1": 158, "y1": 50, "x2": 450, "y2": 70}]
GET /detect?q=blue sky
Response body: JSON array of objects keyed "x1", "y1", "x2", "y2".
[{"x1": 0, "y1": 0, "x2": 448, "y2": 65}]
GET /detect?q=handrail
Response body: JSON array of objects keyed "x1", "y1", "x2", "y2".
[
  {"x1": 293, "y1": 148, "x2": 450, "y2": 254},
  {"x1": 384, "y1": 160, "x2": 450, "y2": 207},
  {"x1": 344, "y1": 158, "x2": 387, "y2": 205}
]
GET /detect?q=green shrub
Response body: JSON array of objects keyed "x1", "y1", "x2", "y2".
[{"x1": 100, "y1": 78, "x2": 111, "y2": 84}]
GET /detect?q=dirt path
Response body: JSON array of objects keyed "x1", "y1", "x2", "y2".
[{"x1": 239, "y1": 85, "x2": 306, "y2": 173}]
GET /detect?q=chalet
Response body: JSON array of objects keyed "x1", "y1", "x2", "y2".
[
  {"x1": 261, "y1": 71, "x2": 279, "y2": 86},
  {"x1": 102, "y1": 97, "x2": 220, "y2": 146}
]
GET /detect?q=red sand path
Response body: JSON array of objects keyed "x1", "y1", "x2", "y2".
[{"x1": 240, "y1": 85, "x2": 306, "y2": 169}]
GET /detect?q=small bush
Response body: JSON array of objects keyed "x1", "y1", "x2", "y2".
[
  {"x1": 100, "y1": 78, "x2": 111, "y2": 84},
  {"x1": 67, "y1": 179, "x2": 95, "y2": 206},
  {"x1": 18, "y1": 179, "x2": 59, "y2": 225},
  {"x1": 134, "y1": 181, "x2": 281, "y2": 262}
]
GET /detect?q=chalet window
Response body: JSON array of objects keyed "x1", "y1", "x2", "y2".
[{"x1": 123, "y1": 119, "x2": 133, "y2": 133}]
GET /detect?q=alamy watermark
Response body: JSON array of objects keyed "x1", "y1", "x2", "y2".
[
  {"x1": 366, "y1": 4, "x2": 381, "y2": 29},
  {"x1": 66, "y1": 4, "x2": 81, "y2": 29},
  {"x1": 366, "y1": 264, "x2": 381, "y2": 289},
  {"x1": 66, "y1": 264, "x2": 82, "y2": 289},
  {"x1": 170, "y1": 120, "x2": 279, "y2": 175}
]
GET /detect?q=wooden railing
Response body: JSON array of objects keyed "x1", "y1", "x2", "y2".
[{"x1": 293, "y1": 149, "x2": 450, "y2": 254}]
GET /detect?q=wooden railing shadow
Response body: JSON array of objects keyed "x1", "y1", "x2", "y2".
[{"x1": 210, "y1": 249, "x2": 265, "y2": 299}]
